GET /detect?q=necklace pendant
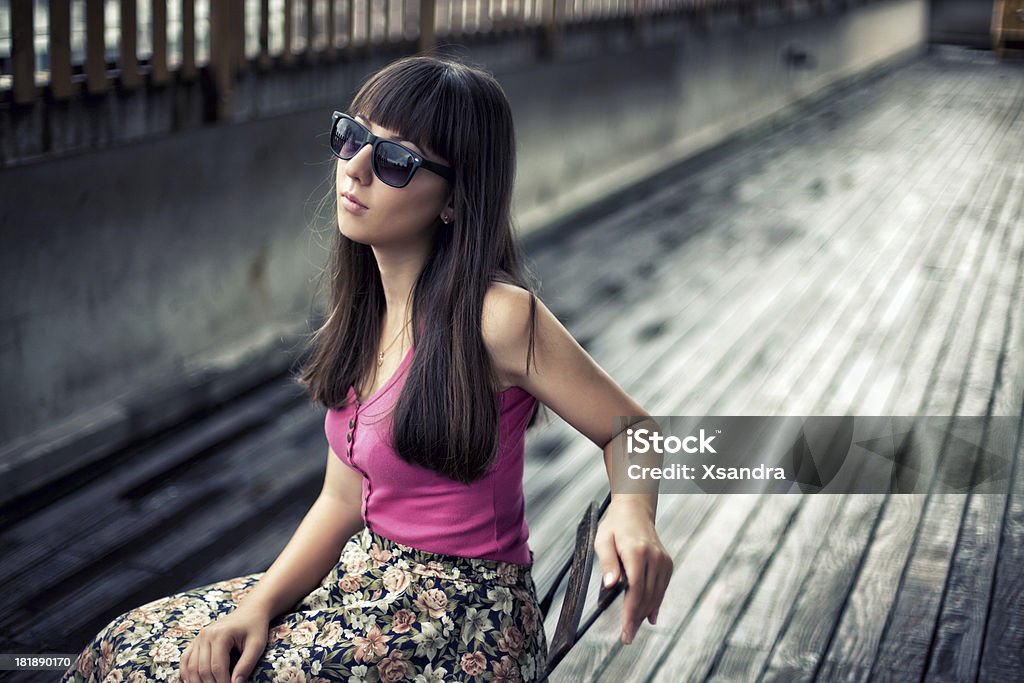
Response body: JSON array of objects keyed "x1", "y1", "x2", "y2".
[{"x1": 377, "y1": 352, "x2": 384, "y2": 367}]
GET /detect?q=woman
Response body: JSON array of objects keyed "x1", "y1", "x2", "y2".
[{"x1": 63, "y1": 54, "x2": 672, "y2": 683}]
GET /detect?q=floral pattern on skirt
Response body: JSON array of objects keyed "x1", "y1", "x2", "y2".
[{"x1": 62, "y1": 526, "x2": 549, "y2": 682}]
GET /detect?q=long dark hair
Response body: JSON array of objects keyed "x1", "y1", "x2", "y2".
[{"x1": 295, "y1": 54, "x2": 545, "y2": 484}]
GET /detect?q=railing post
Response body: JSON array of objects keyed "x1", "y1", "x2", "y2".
[
  {"x1": 11, "y1": 0, "x2": 35, "y2": 104},
  {"x1": 346, "y1": 0, "x2": 356, "y2": 55},
  {"x1": 85, "y1": 0, "x2": 108, "y2": 94},
  {"x1": 451, "y1": 0, "x2": 462, "y2": 37},
  {"x1": 540, "y1": 0, "x2": 562, "y2": 60},
  {"x1": 181, "y1": 0, "x2": 197, "y2": 81},
  {"x1": 259, "y1": 0, "x2": 271, "y2": 69},
  {"x1": 632, "y1": 0, "x2": 650, "y2": 44},
  {"x1": 306, "y1": 0, "x2": 317, "y2": 63},
  {"x1": 283, "y1": 0, "x2": 295, "y2": 65},
  {"x1": 120, "y1": 0, "x2": 142, "y2": 89},
  {"x1": 209, "y1": 0, "x2": 235, "y2": 120},
  {"x1": 325, "y1": 0, "x2": 337, "y2": 59},
  {"x1": 420, "y1": 0, "x2": 437, "y2": 53},
  {"x1": 50, "y1": 0, "x2": 74, "y2": 100},
  {"x1": 151, "y1": 0, "x2": 169, "y2": 85},
  {"x1": 234, "y1": 0, "x2": 248, "y2": 74}
]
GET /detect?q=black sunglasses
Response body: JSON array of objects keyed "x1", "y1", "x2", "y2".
[{"x1": 330, "y1": 111, "x2": 455, "y2": 189}]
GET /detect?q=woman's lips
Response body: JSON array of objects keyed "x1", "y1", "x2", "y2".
[{"x1": 341, "y1": 194, "x2": 368, "y2": 213}]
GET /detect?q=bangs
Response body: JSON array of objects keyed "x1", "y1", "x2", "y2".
[{"x1": 349, "y1": 60, "x2": 460, "y2": 163}]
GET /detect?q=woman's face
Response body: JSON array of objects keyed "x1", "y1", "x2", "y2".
[{"x1": 336, "y1": 114, "x2": 452, "y2": 246}]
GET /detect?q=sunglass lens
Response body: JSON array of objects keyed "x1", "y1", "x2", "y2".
[
  {"x1": 375, "y1": 142, "x2": 416, "y2": 187},
  {"x1": 332, "y1": 119, "x2": 365, "y2": 159}
]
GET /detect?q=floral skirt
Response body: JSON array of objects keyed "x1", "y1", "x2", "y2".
[{"x1": 62, "y1": 526, "x2": 549, "y2": 682}]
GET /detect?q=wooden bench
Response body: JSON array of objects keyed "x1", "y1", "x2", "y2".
[{"x1": 535, "y1": 491, "x2": 627, "y2": 682}]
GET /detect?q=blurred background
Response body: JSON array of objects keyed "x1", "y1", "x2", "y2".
[{"x1": 1, "y1": 1, "x2": 1022, "y2": 681}]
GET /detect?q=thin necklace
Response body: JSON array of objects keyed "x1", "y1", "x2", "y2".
[{"x1": 378, "y1": 319, "x2": 411, "y2": 367}]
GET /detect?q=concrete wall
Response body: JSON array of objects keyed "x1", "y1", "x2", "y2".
[
  {"x1": 0, "y1": 0, "x2": 928, "y2": 505},
  {"x1": 930, "y1": 0, "x2": 995, "y2": 47},
  {"x1": 510, "y1": 0, "x2": 929, "y2": 232}
]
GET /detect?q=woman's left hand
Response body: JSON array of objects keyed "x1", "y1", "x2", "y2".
[{"x1": 593, "y1": 497, "x2": 674, "y2": 644}]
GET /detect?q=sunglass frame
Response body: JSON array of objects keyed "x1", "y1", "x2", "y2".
[{"x1": 330, "y1": 111, "x2": 456, "y2": 188}]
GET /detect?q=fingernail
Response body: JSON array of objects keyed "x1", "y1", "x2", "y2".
[{"x1": 604, "y1": 572, "x2": 616, "y2": 587}]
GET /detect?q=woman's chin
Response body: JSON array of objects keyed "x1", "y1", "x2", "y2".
[{"x1": 338, "y1": 221, "x2": 371, "y2": 244}]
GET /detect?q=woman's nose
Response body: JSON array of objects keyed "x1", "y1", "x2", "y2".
[{"x1": 343, "y1": 142, "x2": 374, "y2": 182}]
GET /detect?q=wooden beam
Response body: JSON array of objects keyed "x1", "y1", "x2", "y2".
[
  {"x1": 181, "y1": 0, "x2": 197, "y2": 81},
  {"x1": 306, "y1": 0, "x2": 317, "y2": 62},
  {"x1": 540, "y1": 0, "x2": 562, "y2": 60},
  {"x1": 283, "y1": 0, "x2": 295, "y2": 65},
  {"x1": 120, "y1": 0, "x2": 141, "y2": 88},
  {"x1": 209, "y1": 0, "x2": 234, "y2": 119},
  {"x1": 11, "y1": 0, "x2": 36, "y2": 104},
  {"x1": 259, "y1": 0, "x2": 271, "y2": 69},
  {"x1": 85, "y1": 0, "x2": 108, "y2": 94},
  {"x1": 420, "y1": 0, "x2": 437, "y2": 53},
  {"x1": 151, "y1": 0, "x2": 169, "y2": 85},
  {"x1": 346, "y1": 0, "x2": 356, "y2": 56},
  {"x1": 234, "y1": 0, "x2": 248, "y2": 74},
  {"x1": 49, "y1": 0, "x2": 74, "y2": 100},
  {"x1": 326, "y1": 0, "x2": 337, "y2": 59}
]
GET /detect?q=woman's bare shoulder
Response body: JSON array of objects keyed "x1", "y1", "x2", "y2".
[{"x1": 482, "y1": 282, "x2": 539, "y2": 391}]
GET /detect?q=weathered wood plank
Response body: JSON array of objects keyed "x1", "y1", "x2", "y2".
[
  {"x1": 923, "y1": 164, "x2": 1024, "y2": 683},
  {"x1": 978, "y1": 406, "x2": 1024, "y2": 675},
  {"x1": 976, "y1": 127, "x2": 1024, "y2": 683},
  {"x1": 817, "y1": 77, "x2": 1006, "y2": 416},
  {"x1": 868, "y1": 163, "x2": 1022, "y2": 681},
  {"x1": 704, "y1": 495, "x2": 847, "y2": 682},
  {"x1": 634, "y1": 77, "x2": 978, "y2": 679},
  {"x1": 536, "y1": 50, "x2": 1024, "y2": 679},
  {"x1": 0, "y1": 382, "x2": 304, "y2": 589},
  {"x1": 0, "y1": 389, "x2": 315, "y2": 647},
  {"x1": 756, "y1": 493, "x2": 887, "y2": 682},
  {"x1": 15, "y1": 415, "x2": 322, "y2": 650},
  {"x1": 733, "y1": 65, "x2": 1003, "y2": 683},
  {"x1": 810, "y1": 80, "x2": 1024, "y2": 683},
  {"x1": 798, "y1": 83, "x2": 1024, "y2": 679},
  {"x1": 650, "y1": 494, "x2": 805, "y2": 680}
]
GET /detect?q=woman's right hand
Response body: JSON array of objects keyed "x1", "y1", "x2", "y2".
[{"x1": 178, "y1": 603, "x2": 271, "y2": 683}]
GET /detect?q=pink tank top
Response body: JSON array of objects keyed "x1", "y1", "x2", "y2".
[{"x1": 324, "y1": 344, "x2": 537, "y2": 564}]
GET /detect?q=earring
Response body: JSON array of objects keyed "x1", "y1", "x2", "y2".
[{"x1": 441, "y1": 215, "x2": 451, "y2": 224}]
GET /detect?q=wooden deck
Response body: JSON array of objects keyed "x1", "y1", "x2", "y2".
[{"x1": 1, "y1": 45, "x2": 1022, "y2": 681}]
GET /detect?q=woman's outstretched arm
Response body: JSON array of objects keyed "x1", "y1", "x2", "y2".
[{"x1": 482, "y1": 283, "x2": 675, "y2": 646}]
